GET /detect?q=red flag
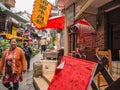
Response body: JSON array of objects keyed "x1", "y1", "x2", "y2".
[{"x1": 38, "y1": 16, "x2": 65, "y2": 30}]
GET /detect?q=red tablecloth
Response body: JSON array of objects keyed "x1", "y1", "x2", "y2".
[{"x1": 48, "y1": 56, "x2": 97, "y2": 90}]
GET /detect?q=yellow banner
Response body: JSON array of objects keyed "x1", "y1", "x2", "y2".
[
  {"x1": 12, "y1": 26, "x2": 17, "y2": 36},
  {"x1": 31, "y1": 0, "x2": 52, "y2": 29}
]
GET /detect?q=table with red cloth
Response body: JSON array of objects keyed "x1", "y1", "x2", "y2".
[{"x1": 48, "y1": 56, "x2": 98, "y2": 90}]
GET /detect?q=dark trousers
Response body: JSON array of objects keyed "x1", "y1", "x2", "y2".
[
  {"x1": 41, "y1": 45, "x2": 46, "y2": 54},
  {"x1": 25, "y1": 56, "x2": 30, "y2": 70},
  {"x1": 3, "y1": 82, "x2": 19, "y2": 90}
]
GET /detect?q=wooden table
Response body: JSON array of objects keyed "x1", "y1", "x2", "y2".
[{"x1": 43, "y1": 51, "x2": 58, "y2": 60}]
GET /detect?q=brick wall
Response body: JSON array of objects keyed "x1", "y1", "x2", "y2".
[
  {"x1": 96, "y1": 14, "x2": 105, "y2": 50},
  {"x1": 73, "y1": 12, "x2": 97, "y2": 51},
  {"x1": 79, "y1": 34, "x2": 96, "y2": 50},
  {"x1": 96, "y1": 29, "x2": 105, "y2": 50},
  {"x1": 69, "y1": 9, "x2": 106, "y2": 51}
]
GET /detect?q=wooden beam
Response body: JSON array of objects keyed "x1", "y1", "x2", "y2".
[{"x1": 75, "y1": 0, "x2": 95, "y2": 20}]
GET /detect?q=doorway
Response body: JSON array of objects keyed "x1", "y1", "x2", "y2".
[{"x1": 106, "y1": 7, "x2": 120, "y2": 60}]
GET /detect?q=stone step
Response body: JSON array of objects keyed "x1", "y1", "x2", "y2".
[
  {"x1": 33, "y1": 72, "x2": 55, "y2": 90},
  {"x1": 33, "y1": 76, "x2": 49, "y2": 90},
  {"x1": 42, "y1": 72, "x2": 55, "y2": 84},
  {"x1": 33, "y1": 60, "x2": 57, "y2": 90}
]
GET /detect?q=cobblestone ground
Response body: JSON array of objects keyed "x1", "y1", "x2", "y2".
[{"x1": 0, "y1": 52, "x2": 42, "y2": 90}]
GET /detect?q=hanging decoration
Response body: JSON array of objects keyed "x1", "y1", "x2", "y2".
[{"x1": 31, "y1": 0, "x2": 52, "y2": 29}]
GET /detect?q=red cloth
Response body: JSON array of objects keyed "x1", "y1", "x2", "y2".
[
  {"x1": 38, "y1": 17, "x2": 92, "y2": 30},
  {"x1": 48, "y1": 56, "x2": 97, "y2": 90},
  {"x1": 77, "y1": 19, "x2": 90, "y2": 26},
  {"x1": 39, "y1": 16, "x2": 65, "y2": 30},
  {"x1": 47, "y1": 16, "x2": 64, "y2": 29}
]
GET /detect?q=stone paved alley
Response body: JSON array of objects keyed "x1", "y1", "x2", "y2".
[{"x1": 0, "y1": 52, "x2": 42, "y2": 90}]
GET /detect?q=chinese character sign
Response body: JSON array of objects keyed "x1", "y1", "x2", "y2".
[{"x1": 31, "y1": 0, "x2": 52, "y2": 29}]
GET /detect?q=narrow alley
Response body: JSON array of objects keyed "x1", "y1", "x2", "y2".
[{"x1": 0, "y1": 0, "x2": 120, "y2": 90}]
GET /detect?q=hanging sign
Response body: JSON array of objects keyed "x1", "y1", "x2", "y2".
[
  {"x1": 12, "y1": 26, "x2": 17, "y2": 36},
  {"x1": 31, "y1": 0, "x2": 52, "y2": 29}
]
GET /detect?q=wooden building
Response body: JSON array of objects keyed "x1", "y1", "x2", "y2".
[
  {"x1": 95, "y1": 0, "x2": 120, "y2": 60},
  {"x1": 0, "y1": 2, "x2": 28, "y2": 37},
  {"x1": 0, "y1": 0, "x2": 15, "y2": 8},
  {"x1": 56, "y1": 0, "x2": 120, "y2": 60}
]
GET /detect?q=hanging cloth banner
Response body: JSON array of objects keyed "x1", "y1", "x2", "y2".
[{"x1": 31, "y1": 0, "x2": 52, "y2": 29}]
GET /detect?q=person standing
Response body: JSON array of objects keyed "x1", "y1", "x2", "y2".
[
  {"x1": 0, "y1": 38, "x2": 27, "y2": 90},
  {"x1": 22, "y1": 41, "x2": 32, "y2": 72},
  {"x1": 40, "y1": 37, "x2": 47, "y2": 54}
]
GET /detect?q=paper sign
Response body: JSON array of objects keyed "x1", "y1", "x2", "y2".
[{"x1": 56, "y1": 61, "x2": 65, "y2": 69}]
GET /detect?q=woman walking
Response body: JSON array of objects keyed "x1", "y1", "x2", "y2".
[{"x1": 0, "y1": 38, "x2": 27, "y2": 90}]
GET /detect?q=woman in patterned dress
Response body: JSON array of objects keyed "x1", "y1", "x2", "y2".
[{"x1": 0, "y1": 38, "x2": 27, "y2": 90}]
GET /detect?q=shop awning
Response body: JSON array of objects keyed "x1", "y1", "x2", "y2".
[
  {"x1": 0, "y1": 3, "x2": 28, "y2": 23},
  {"x1": 39, "y1": 16, "x2": 65, "y2": 30},
  {"x1": 0, "y1": 33, "x2": 27, "y2": 40},
  {"x1": 38, "y1": 16, "x2": 94, "y2": 31}
]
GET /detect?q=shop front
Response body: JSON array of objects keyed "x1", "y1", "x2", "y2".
[
  {"x1": 56, "y1": 0, "x2": 120, "y2": 60},
  {"x1": 96, "y1": 0, "x2": 120, "y2": 60}
]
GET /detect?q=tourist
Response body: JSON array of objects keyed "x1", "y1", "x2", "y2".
[
  {"x1": 40, "y1": 37, "x2": 47, "y2": 54},
  {"x1": 0, "y1": 38, "x2": 27, "y2": 90},
  {"x1": 22, "y1": 41, "x2": 32, "y2": 72}
]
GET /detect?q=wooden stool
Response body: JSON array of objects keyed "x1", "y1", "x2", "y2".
[{"x1": 96, "y1": 49, "x2": 112, "y2": 88}]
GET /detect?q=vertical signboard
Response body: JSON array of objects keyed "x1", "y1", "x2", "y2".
[{"x1": 31, "y1": 0, "x2": 52, "y2": 29}]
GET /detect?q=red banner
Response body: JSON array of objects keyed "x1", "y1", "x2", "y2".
[
  {"x1": 38, "y1": 16, "x2": 65, "y2": 30},
  {"x1": 48, "y1": 56, "x2": 97, "y2": 90}
]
